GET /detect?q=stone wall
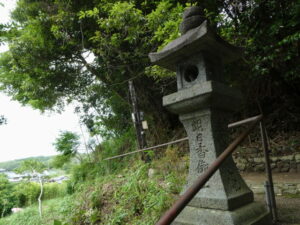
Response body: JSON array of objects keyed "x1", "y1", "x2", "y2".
[
  {"x1": 233, "y1": 147, "x2": 300, "y2": 173},
  {"x1": 248, "y1": 182, "x2": 300, "y2": 195}
]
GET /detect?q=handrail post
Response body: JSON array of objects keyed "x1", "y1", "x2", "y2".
[{"x1": 260, "y1": 120, "x2": 278, "y2": 224}]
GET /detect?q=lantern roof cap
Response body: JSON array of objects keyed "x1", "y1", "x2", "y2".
[{"x1": 149, "y1": 21, "x2": 243, "y2": 72}]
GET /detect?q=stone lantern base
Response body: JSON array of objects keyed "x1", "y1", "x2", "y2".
[
  {"x1": 162, "y1": 81, "x2": 272, "y2": 225},
  {"x1": 172, "y1": 202, "x2": 271, "y2": 225}
]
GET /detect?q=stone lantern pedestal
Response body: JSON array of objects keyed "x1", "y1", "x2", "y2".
[{"x1": 149, "y1": 7, "x2": 271, "y2": 225}]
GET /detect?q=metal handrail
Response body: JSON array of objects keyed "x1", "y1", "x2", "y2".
[
  {"x1": 103, "y1": 137, "x2": 188, "y2": 161},
  {"x1": 156, "y1": 115, "x2": 263, "y2": 225},
  {"x1": 104, "y1": 115, "x2": 261, "y2": 161},
  {"x1": 260, "y1": 120, "x2": 278, "y2": 222},
  {"x1": 228, "y1": 114, "x2": 263, "y2": 128}
]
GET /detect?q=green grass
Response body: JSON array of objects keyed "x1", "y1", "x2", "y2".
[
  {"x1": 0, "y1": 197, "x2": 73, "y2": 225},
  {"x1": 61, "y1": 147, "x2": 188, "y2": 225},
  {"x1": 0, "y1": 147, "x2": 189, "y2": 225},
  {"x1": 283, "y1": 193, "x2": 300, "y2": 199}
]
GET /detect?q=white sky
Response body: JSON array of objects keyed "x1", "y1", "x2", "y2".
[{"x1": 0, "y1": 0, "x2": 91, "y2": 162}]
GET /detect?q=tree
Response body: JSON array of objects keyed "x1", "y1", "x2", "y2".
[
  {"x1": 0, "y1": 0, "x2": 299, "y2": 141},
  {"x1": 0, "y1": 0, "x2": 185, "y2": 140},
  {"x1": 0, "y1": 115, "x2": 6, "y2": 125},
  {"x1": 216, "y1": 0, "x2": 300, "y2": 130},
  {"x1": 0, "y1": 174, "x2": 15, "y2": 217},
  {"x1": 52, "y1": 131, "x2": 81, "y2": 168},
  {"x1": 16, "y1": 160, "x2": 46, "y2": 218}
]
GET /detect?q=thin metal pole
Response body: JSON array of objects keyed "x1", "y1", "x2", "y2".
[
  {"x1": 260, "y1": 121, "x2": 278, "y2": 223},
  {"x1": 156, "y1": 115, "x2": 262, "y2": 225},
  {"x1": 228, "y1": 114, "x2": 262, "y2": 128},
  {"x1": 103, "y1": 137, "x2": 188, "y2": 161},
  {"x1": 264, "y1": 181, "x2": 271, "y2": 210},
  {"x1": 129, "y1": 81, "x2": 149, "y2": 162}
]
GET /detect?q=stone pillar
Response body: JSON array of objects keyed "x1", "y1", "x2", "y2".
[{"x1": 149, "y1": 6, "x2": 271, "y2": 225}]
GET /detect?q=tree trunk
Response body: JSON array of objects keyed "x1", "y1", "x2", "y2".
[
  {"x1": 37, "y1": 174, "x2": 43, "y2": 218},
  {"x1": 1, "y1": 205, "x2": 6, "y2": 218}
]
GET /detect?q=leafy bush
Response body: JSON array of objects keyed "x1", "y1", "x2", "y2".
[
  {"x1": 0, "y1": 175, "x2": 16, "y2": 217},
  {"x1": 43, "y1": 183, "x2": 67, "y2": 200},
  {"x1": 13, "y1": 182, "x2": 68, "y2": 207},
  {"x1": 69, "y1": 129, "x2": 137, "y2": 188},
  {"x1": 13, "y1": 182, "x2": 40, "y2": 207}
]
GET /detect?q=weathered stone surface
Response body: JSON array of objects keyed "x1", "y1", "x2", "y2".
[
  {"x1": 172, "y1": 202, "x2": 271, "y2": 225},
  {"x1": 278, "y1": 161, "x2": 290, "y2": 172},
  {"x1": 283, "y1": 184, "x2": 297, "y2": 194},
  {"x1": 295, "y1": 154, "x2": 300, "y2": 163},
  {"x1": 150, "y1": 6, "x2": 270, "y2": 225},
  {"x1": 270, "y1": 163, "x2": 276, "y2": 169},
  {"x1": 254, "y1": 164, "x2": 265, "y2": 172},
  {"x1": 273, "y1": 186, "x2": 283, "y2": 195},
  {"x1": 290, "y1": 167, "x2": 297, "y2": 173},
  {"x1": 253, "y1": 157, "x2": 264, "y2": 164},
  {"x1": 183, "y1": 6, "x2": 204, "y2": 19},
  {"x1": 236, "y1": 158, "x2": 247, "y2": 164},
  {"x1": 180, "y1": 15, "x2": 205, "y2": 34},
  {"x1": 174, "y1": 109, "x2": 254, "y2": 210},
  {"x1": 236, "y1": 163, "x2": 246, "y2": 171},
  {"x1": 281, "y1": 154, "x2": 294, "y2": 161},
  {"x1": 233, "y1": 152, "x2": 300, "y2": 172},
  {"x1": 148, "y1": 168, "x2": 156, "y2": 178},
  {"x1": 281, "y1": 167, "x2": 290, "y2": 172},
  {"x1": 251, "y1": 185, "x2": 265, "y2": 194},
  {"x1": 270, "y1": 156, "x2": 278, "y2": 162},
  {"x1": 175, "y1": 52, "x2": 226, "y2": 89},
  {"x1": 149, "y1": 21, "x2": 243, "y2": 71},
  {"x1": 247, "y1": 157, "x2": 254, "y2": 163},
  {"x1": 290, "y1": 161, "x2": 297, "y2": 169},
  {"x1": 163, "y1": 81, "x2": 242, "y2": 113},
  {"x1": 248, "y1": 181, "x2": 300, "y2": 196}
]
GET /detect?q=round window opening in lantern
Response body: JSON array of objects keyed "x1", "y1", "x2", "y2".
[{"x1": 184, "y1": 65, "x2": 198, "y2": 82}]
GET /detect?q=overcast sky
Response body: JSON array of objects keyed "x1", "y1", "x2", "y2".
[{"x1": 0, "y1": 0, "x2": 90, "y2": 162}]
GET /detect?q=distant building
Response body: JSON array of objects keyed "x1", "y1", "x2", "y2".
[
  {"x1": 1, "y1": 168, "x2": 68, "y2": 184},
  {"x1": 48, "y1": 175, "x2": 69, "y2": 184}
]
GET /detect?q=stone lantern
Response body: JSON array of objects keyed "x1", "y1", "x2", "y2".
[{"x1": 149, "y1": 6, "x2": 271, "y2": 225}]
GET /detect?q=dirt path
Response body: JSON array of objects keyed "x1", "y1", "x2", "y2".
[
  {"x1": 242, "y1": 173, "x2": 300, "y2": 184},
  {"x1": 255, "y1": 193, "x2": 300, "y2": 225},
  {"x1": 240, "y1": 172, "x2": 300, "y2": 225}
]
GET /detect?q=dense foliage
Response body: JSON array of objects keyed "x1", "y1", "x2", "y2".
[
  {"x1": 0, "y1": 115, "x2": 6, "y2": 125},
  {"x1": 220, "y1": 0, "x2": 300, "y2": 130},
  {"x1": 0, "y1": 174, "x2": 15, "y2": 217},
  {"x1": 0, "y1": 175, "x2": 66, "y2": 218},
  {"x1": 52, "y1": 131, "x2": 81, "y2": 168},
  {"x1": 0, "y1": 0, "x2": 186, "y2": 140},
  {"x1": 0, "y1": 0, "x2": 299, "y2": 141}
]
